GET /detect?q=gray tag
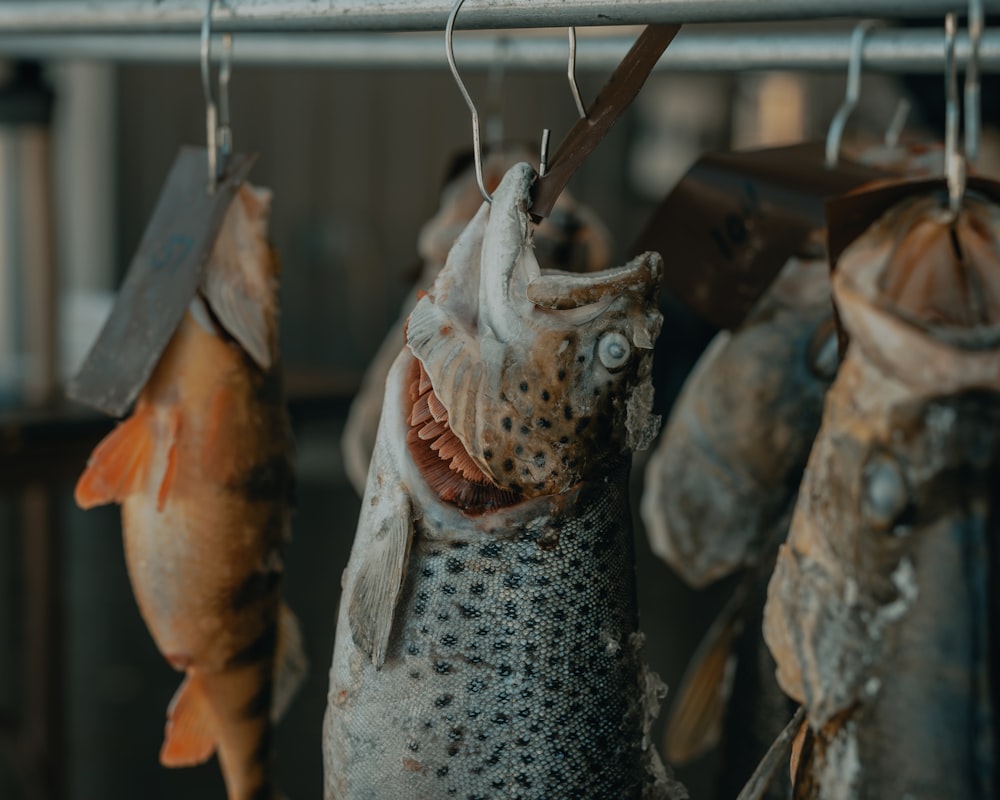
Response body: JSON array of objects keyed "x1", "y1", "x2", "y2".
[{"x1": 67, "y1": 147, "x2": 257, "y2": 417}]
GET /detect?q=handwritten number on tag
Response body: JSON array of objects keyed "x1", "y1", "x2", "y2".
[{"x1": 152, "y1": 234, "x2": 196, "y2": 275}]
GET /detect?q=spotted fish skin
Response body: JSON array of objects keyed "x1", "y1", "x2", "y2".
[
  {"x1": 328, "y1": 471, "x2": 664, "y2": 799},
  {"x1": 324, "y1": 163, "x2": 679, "y2": 799}
]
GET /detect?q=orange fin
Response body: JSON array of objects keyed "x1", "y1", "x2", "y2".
[
  {"x1": 74, "y1": 408, "x2": 156, "y2": 509},
  {"x1": 160, "y1": 672, "x2": 216, "y2": 767},
  {"x1": 663, "y1": 589, "x2": 743, "y2": 764},
  {"x1": 156, "y1": 408, "x2": 182, "y2": 511}
]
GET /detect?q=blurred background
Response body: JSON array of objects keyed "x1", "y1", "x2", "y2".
[{"x1": 0, "y1": 15, "x2": 993, "y2": 800}]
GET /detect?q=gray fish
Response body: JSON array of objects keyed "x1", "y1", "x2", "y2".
[
  {"x1": 763, "y1": 192, "x2": 1000, "y2": 799},
  {"x1": 640, "y1": 251, "x2": 838, "y2": 798},
  {"x1": 323, "y1": 162, "x2": 683, "y2": 799}
]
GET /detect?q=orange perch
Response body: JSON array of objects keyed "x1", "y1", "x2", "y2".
[{"x1": 75, "y1": 183, "x2": 306, "y2": 800}]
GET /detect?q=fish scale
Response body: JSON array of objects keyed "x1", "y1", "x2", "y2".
[{"x1": 328, "y1": 472, "x2": 664, "y2": 799}]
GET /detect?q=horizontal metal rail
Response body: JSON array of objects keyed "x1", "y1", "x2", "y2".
[
  {"x1": 0, "y1": 0, "x2": 990, "y2": 35},
  {"x1": 0, "y1": 28, "x2": 994, "y2": 72}
]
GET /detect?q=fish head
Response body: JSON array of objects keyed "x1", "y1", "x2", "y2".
[
  {"x1": 405, "y1": 162, "x2": 662, "y2": 509},
  {"x1": 764, "y1": 192, "x2": 1000, "y2": 741}
]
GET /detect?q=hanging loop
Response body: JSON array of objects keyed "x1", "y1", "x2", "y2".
[
  {"x1": 446, "y1": 0, "x2": 593, "y2": 201},
  {"x1": 944, "y1": 12, "x2": 966, "y2": 216},
  {"x1": 446, "y1": 0, "x2": 492, "y2": 203},
  {"x1": 201, "y1": 0, "x2": 233, "y2": 192},
  {"x1": 825, "y1": 19, "x2": 877, "y2": 168}
]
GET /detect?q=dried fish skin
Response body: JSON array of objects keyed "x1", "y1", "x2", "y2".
[
  {"x1": 763, "y1": 193, "x2": 1000, "y2": 799},
  {"x1": 642, "y1": 255, "x2": 835, "y2": 588}
]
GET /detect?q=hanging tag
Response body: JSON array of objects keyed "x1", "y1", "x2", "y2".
[
  {"x1": 825, "y1": 173, "x2": 1000, "y2": 355},
  {"x1": 631, "y1": 142, "x2": 888, "y2": 330},
  {"x1": 67, "y1": 146, "x2": 257, "y2": 417}
]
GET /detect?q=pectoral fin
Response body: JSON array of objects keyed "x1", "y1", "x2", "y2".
[
  {"x1": 663, "y1": 589, "x2": 745, "y2": 764},
  {"x1": 75, "y1": 403, "x2": 179, "y2": 510},
  {"x1": 201, "y1": 186, "x2": 277, "y2": 370},
  {"x1": 348, "y1": 489, "x2": 414, "y2": 669},
  {"x1": 160, "y1": 672, "x2": 216, "y2": 767}
]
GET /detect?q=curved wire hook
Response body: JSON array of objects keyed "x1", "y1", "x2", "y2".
[
  {"x1": 446, "y1": 0, "x2": 492, "y2": 203},
  {"x1": 567, "y1": 28, "x2": 587, "y2": 120},
  {"x1": 446, "y1": 0, "x2": 592, "y2": 201},
  {"x1": 201, "y1": 0, "x2": 233, "y2": 191},
  {"x1": 825, "y1": 20, "x2": 877, "y2": 168},
  {"x1": 944, "y1": 13, "x2": 966, "y2": 216},
  {"x1": 965, "y1": 0, "x2": 983, "y2": 164}
]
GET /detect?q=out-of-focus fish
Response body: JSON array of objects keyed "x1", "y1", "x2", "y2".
[
  {"x1": 75, "y1": 184, "x2": 307, "y2": 800},
  {"x1": 763, "y1": 192, "x2": 1000, "y2": 799},
  {"x1": 324, "y1": 162, "x2": 683, "y2": 800},
  {"x1": 340, "y1": 146, "x2": 613, "y2": 495},
  {"x1": 640, "y1": 249, "x2": 838, "y2": 797}
]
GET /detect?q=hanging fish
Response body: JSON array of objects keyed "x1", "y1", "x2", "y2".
[
  {"x1": 762, "y1": 191, "x2": 1000, "y2": 799},
  {"x1": 323, "y1": 162, "x2": 683, "y2": 800},
  {"x1": 340, "y1": 145, "x2": 613, "y2": 496},
  {"x1": 74, "y1": 183, "x2": 307, "y2": 800},
  {"x1": 640, "y1": 248, "x2": 838, "y2": 797}
]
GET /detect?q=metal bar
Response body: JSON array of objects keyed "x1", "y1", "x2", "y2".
[
  {"x1": 0, "y1": 29, "x2": 998, "y2": 72},
  {"x1": 0, "y1": 0, "x2": 989, "y2": 35}
]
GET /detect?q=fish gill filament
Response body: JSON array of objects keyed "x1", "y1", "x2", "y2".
[{"x1": 406, "y1": 358, "x2": 519, "y2": 513}]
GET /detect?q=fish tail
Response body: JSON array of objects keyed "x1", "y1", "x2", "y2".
[
  {"x1": 178, "y1": 662, "x2": 277, "y2": 800},
  {"x1": 192, "y1": 605, "x2": 304, "y2": 800}
]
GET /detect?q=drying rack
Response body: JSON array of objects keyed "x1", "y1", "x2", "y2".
[
  {"x1": 0, "y1": 1, "x2": 994, "y2": 71},
  {"x1": 0, "y1": 3, "x2": 994, "y2": 800}
]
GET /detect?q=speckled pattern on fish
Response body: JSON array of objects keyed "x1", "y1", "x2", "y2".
[{"x1": 329, "y1": 475, "x2": 655, "y2": 799}]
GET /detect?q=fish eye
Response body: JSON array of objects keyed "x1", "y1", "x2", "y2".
[
  {"x1": 861, "y1": 453, "x2": 911, "y2": 533},
  {"x1": 597, "y1": 332, "x2": 631, "y2": 372}
]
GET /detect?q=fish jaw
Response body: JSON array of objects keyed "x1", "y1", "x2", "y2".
[
  {"x1": 405, "y1": 162, "x2": 663, "y2": 506},
  {"x1": 834, "y1": 194, "x2": 1000, "y2": 394}
]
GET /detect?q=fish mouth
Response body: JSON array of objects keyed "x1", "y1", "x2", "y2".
[
  {"x1": 405, "y1": 357, "x2": 521, "y2": 513},
  {"x1": 835, "y1": 194, "x2": 1000, "y2": 394},
  {"x1": 404, "y1": 161, "x2": 662, "y2": 508}
]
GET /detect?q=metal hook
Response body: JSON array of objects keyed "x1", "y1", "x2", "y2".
[
  {"x1": 944, "y1": 12, "x2": 966, "y2": 217},
  {"x1": 568, "y1": 28, "x2": 587, "y2": 120},
  {"x1": 201, "y1": 0, "x2": 232, "y2": 192},
  {"x1": 965, "y1": 0, "x2": 983, "y2": 164},
  {"x1": 883, "y1": 98, "x2": 911, "y2": 150},
  {"x1": 825, "y1": 20, "x2": 877, "y2": 168},
  {"x1": 446, "y1": 0, "x2": 492, "y2": 203},
  {"x1": 485, "y1": 36, "x2": 509, "y2": 150}
]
